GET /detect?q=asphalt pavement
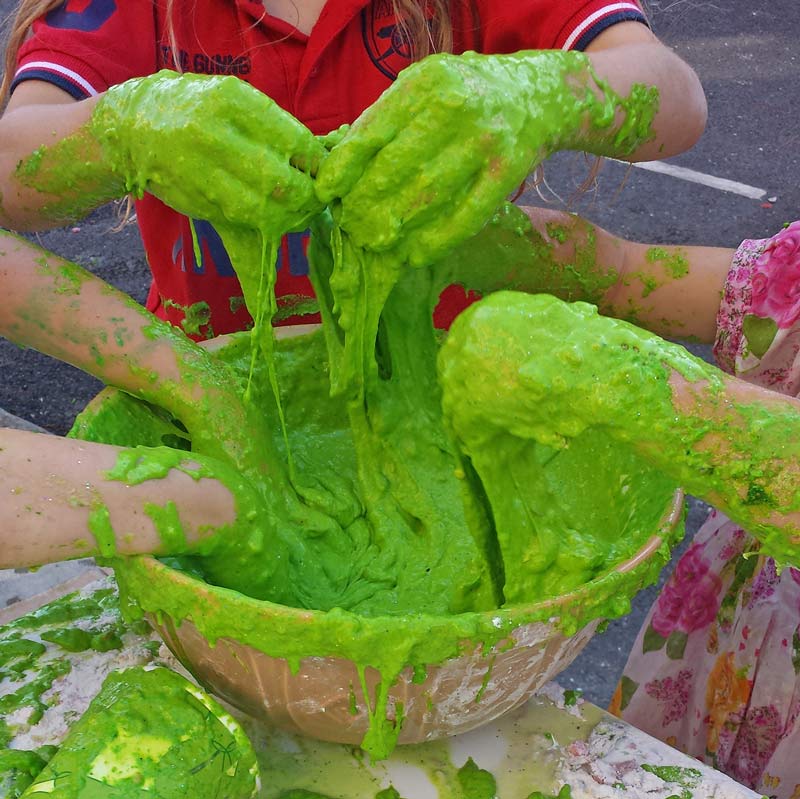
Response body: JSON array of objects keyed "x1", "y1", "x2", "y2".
[{"x1": 0, "y1": 0, "x2": 796, "y2": 707}]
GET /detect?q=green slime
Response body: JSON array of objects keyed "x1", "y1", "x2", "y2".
[
  {"x1": 20, "y1": 666, "x2": 258, "y2": 798},
  {"x1": 57, "y1": 54, "x2": 678, "y2": 759},
  {"x1": 0, "y1": 588, "x2": 152, "y2": 750}
]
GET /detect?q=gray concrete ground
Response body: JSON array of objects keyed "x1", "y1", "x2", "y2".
[{"x1": 0, "y1": 1, "x2": 797, "y2": 708}]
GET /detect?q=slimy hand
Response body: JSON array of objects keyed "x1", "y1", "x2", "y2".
[
  {"x1": 316, "y1": 51, "x2": 658, "y2": 268},
  {"x1": 91, "y1": 71, "x2": 326, "y2": 235},
  {"x1": 441, "y1": 292, "x2": 800, "y2": 568},
  {"x1": 439, "y1": 292, "x2": 679, "y2": 451}
]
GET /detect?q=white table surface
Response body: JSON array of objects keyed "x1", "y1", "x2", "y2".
[{"x1": 1, "y1": 572, "x2": 763, "y2": 799}]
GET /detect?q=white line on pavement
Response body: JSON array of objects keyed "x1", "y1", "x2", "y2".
[{"x1": 612, "y1": 159, "x2": 767, "y2": 200}]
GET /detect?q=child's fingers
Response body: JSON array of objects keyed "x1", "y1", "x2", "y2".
[
  {"x1": 337, "y1": 144, "x2": 485, "y2": 254},
  {"x1": 315, "y1": 105, "x2": 404, "y2": 203}
]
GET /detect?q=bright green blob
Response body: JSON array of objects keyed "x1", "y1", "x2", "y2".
[
  {"x1": 21, "y1": 666, "x2": 258, "y2": 798},
  {"x1": 527, "y1": 787, "x2": 572, "y2": 799},
  {"x1": 456, "y1": 757, "x2": 496, "y2": 799},
  {"x1": 163, "y1": 298, "x2": 214, "y2": 338}
]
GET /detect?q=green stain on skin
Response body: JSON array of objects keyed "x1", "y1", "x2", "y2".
[
  {"x1": 144, "y1": 500, "x2": 189, "y2": 554},
  {"x1": 627, "y1": 246, "x2": 690, "y2": 298},
  {"x1": 87, "y1": 503, "x2": 117, "y2": 558},
  {"x1": 15, "y1": 129, "x2": 118, "y2": 224},
  {"x1": 545, "y1": 223, "x2": 568, "y2": 244},
  {"x1": 112, "y1": 324, "x2": 129, "y2": 347},
  {"x1": 14, "y1": 146, "x2": 45, "y2": 180},
  {"x1": 88, "y1": 342, "x2": 105, "y2": 368},
  {"x1": 32, "y1": 254, "x2": 87, "y2": 296},
  {"x1": 645, "y1": 246, "x2": 690, "y2": 279}
]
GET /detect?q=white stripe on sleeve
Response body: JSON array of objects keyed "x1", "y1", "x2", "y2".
[
  {"x1": 14, "y1": 61, "x2": 100, "y2": 96},
  {"x1": 562, "y1": 3, "x2": 644, "y2": 50}
]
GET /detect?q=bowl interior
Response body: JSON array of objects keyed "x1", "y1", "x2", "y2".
[{"x1": 72, "y1": 327, "x2": 683, "y2": 753}]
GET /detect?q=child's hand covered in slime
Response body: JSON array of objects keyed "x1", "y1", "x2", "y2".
[
  {"x1": 440, "y1": 292, "x2": 800, "y2": 570},
  {"x1": 315, "y1": 50, "x2": 658, "y2": 267},
  {"x1": 90, "y1": 70, "x2": 326, "y2": 234}
]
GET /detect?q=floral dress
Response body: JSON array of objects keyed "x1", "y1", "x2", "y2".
[{"x1": 610, "y1": 221, "x2": 800, "y2": 799}]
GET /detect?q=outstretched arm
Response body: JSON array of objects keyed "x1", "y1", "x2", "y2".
[
  {"x1": 440, "y1": 292, "x2": 800, "y2": 568},
  {"x1": 0, "y1": 84, "x2": 105, "y2": 230},
  {"x1": 316, "y1": 22, "x2": 706, "y2": 267},
  {"x1": 583, "y1": 22, "x2": 706, "y2": 161},
  {"x1": 0, "y1": 428, "x2": 245, "y2": 568},
  {"x1": 0, "y1": 74, "x2": 324, "y2": 233},
  {"x1": 433, "y1": 203, "x2": 733, "y2": 342},
  {"x1": 0, "y1": 231, "x2": 287, "y2": 488}
]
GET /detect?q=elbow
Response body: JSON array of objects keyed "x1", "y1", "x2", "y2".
[
  {"x1": 677, "y1": 65, "x2": 708, "y2": 152},
  {"x1": 657, "y1": 51, "x2": 708, "y2": 157}
]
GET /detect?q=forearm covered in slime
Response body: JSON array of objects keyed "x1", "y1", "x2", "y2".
[{"x1": 440, "y1": 292, "x2": 800, "y2": 571}]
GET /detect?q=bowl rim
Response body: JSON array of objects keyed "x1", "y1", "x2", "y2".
[
  {"x1": 100, "y1": 324, "x2": 684, "y2": 663},
  {"x1": 113, "y1": 486, "x2": 683, "y2": 672}
]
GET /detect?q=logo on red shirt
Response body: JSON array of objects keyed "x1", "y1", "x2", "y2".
[
  {"x1": 45, "y1": 0, "x2": 116, "y2": 31},
  {"x1": 360, "y1": 1, "x2": 413, "y2": 80},
  {"x1": 159, "y1": 45, "x2": 251, "y2": 76}
]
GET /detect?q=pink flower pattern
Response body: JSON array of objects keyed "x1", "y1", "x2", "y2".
[
  {"x1": 719, "y1": 527, "x2": 747, "y2": 561},
  {"x1": 746, "y1": 558, "x2": 779, "y2": 610},
  {"x1": 615, "y1": 222, "x2": 800, "y2": 799},
  {"x1": 750, "y1": 222, "x2": 800, "y2": 328},
  {"x1": 644, "y1": 669, "x2": 693, "y2": 726},
  {"x1": 725, "y1": 704, "x2": 784, "y2": 787},
  {"x1": 651, "y1": 543, "x2": 722, "y2": 636}
]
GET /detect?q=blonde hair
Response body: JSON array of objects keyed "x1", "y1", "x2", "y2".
[
  {"x1": 2, "y1": 0, "x2": 477, "y2": 104},
  {"x1": 392, "y1": 0, "x2": 453, "y2": 58}
]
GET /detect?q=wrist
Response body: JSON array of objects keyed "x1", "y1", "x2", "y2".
[
  {"x1": 90, "y1": 78, "x2": 151, "y2": 196},
  {"x1": 508, "y1": 50, "x2": 659, "y2": 157}
]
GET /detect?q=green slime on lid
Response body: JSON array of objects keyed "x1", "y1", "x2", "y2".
[{"x1": 21, "y1": 666, "x2": 258, "y2": 798}]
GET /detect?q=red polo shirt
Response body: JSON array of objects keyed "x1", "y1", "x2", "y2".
[{"x1": 14, "y1": 0, "x2": 646, "y2": 337}]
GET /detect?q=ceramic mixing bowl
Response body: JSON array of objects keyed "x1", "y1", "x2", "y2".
[{"x1": 71, "y1": 327, "x2": 684, "y2": 748}]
